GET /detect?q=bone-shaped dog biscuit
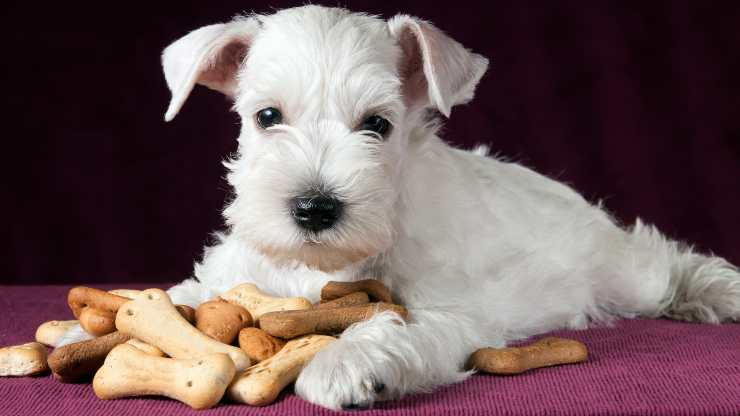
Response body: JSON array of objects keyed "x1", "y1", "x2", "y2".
[
  {"x1": 49, "y1": 306, "x2": 194, "y2": 382},
  {"x1": 68, "y1": 287, "x2": 130, "y2": 319},
  {"x1": 0, "y1": 342, "x2": 48, "y2": 377},
  {"x1": 108, "y1": 289, "x2": 142, "y2": 299},
  {"x1": 65, "y1": 288, "x2": 146, "y2": 337},
  {"x1": 314, "y1": 291, "x2": 369, "y2": 309},
  {"x1": 259, "y1": 302, "x2": 408, "y2": 339},
  {"x1": 228, "y1": 334, "x2": 335, "y2": 406},
  {"x1": 115, "y1": 288, "x2": 250, "y2": 371},
  {"x1": 81, "y1": 303, "x2": 194, "y2": 339},
  {"x1": 196, "y1": 300, "x2": 253, "y2": 344},
  {"x1": 468, "y1": 337, "x2": 588, "y2": 375},
  {"x1": 238, "y1": 327, "x2": 286, "y2": 363},
  {"x1": 220, "y1": 283, "x2": 312, "y2": 321},
  {"x1": 320, "y1": 279, "x2": 392, "y2": 303},
  {"x1": 93, "y1": 344, "x2": 235, "y2": 410},
  {"x1": 126, "y1": 339, "x2": 165, "y2": 357},
  {"x1": 79, "y1": 307, "x2": 117, "y2": 336},
  {"x1": 35, "y1": 320, "x2": 78, "y2": 347},
  {"x1": 67, "y1": 287, "x2": 131, "y2": 336},
  {"x1": 48, "y1": 330, "x2": 131, "y2": 382}
]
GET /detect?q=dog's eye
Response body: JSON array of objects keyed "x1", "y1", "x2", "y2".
[
  {"x1": 359, "y1": 115, "x2": 391, "y2": 137},
  {"x1": 256, "y1": 107, "x2": 283, "y2": 129}
]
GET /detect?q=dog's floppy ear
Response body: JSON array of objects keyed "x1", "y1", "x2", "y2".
[
  {"x1": 388, "y1": 15, "x2": 488, "y2": 117},
  {"x1": 162, "y1": 18, "x2": 260, "y2": 121}
]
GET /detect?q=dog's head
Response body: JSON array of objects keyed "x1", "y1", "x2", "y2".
[{"x1": 163, "y1": 6, "x2": 487, "y2": 271}]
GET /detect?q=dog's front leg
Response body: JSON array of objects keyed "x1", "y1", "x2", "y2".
[
  {"x1": 165, "y1": 278, "x2": 219, "y2": 308},
  {"x1": 295, "y1": 308, "x2": 482, "y2": 410}
]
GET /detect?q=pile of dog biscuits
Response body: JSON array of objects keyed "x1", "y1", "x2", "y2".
[
  {"x1": 0, "y1": 280, "x2": 406, "y2": 409},
  {"x1": 0, "y1": 279, "x2": 588, "y2": 410}
]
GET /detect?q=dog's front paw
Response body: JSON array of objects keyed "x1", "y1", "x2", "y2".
[{"x1": 295, "y1": 339, "x2": 391, "y2": 410}]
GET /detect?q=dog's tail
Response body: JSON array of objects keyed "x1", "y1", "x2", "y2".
[{"x1": 626, "y1": 220, "x2": 740, "y2": 323}]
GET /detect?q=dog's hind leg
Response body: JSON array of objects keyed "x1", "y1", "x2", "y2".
[{"x1": 596, "y1": 219, "x2": 740, "y2": 323}]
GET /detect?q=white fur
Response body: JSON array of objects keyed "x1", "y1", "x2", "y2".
[{"x1": 59, "y1": 5, "x2": 740, "y2": 410}]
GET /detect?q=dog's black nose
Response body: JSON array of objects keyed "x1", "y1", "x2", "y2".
[{"x1": 290, "y1": 196, "x2": 343, "y2": 232}]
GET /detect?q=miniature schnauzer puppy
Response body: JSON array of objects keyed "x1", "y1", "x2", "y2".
[{"x1": 60, "y1": 5, "x2": 740, "y2": 410}]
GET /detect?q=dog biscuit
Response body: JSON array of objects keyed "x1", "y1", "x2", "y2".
[
  {"x1": 196, "y1": 300, "x2": 253, "y2": 344},
  {"x1": 238, "y1": 327, "x2": 286, "y2": 363},
  {"x1": 314, "y1": 291, "x2": 369, "y2": 309},
  {"x1": 221, "y1": 283, "x2": 312, "y2": 321},
  {"x1": 259, "y1": 302, "x2": 408, "y2": 339},
  {"x1": 320, "y1": 279, "x2": 392, "y2": 303},
  {"x1": 228, "y1": 334, "x2": 335, "y2": 406},
  {"x1": 468, "y1": 337, "x2": 588, "y2": 375},
  {"x1": 35, "y1": 320, "x2": 78, "y2": 347},
  {"x1": 115, "y1": 288, "x2": 250, "y2": 371},
  {"x1": 0, "y1": 342, "x2": 48, "y2": 377},
  {"x1": 94, "y1": 344, "x2": 235, "y2": 410}
]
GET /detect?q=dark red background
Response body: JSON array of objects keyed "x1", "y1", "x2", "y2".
[{"x1": 4, "y1": 1, "x2": 739, "y2": 284}]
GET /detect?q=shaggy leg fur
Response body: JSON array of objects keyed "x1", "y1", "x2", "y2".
[
  {"x1": 295, "y1": 310, "x2": 482, "y2": 410},
  {"x1": 165, "y1": 278, "x2": 218, "y2": 308}
]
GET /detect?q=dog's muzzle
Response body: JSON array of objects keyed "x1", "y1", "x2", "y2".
[{"x1": 290, "y1": 195, "x2": 343, "y2": 233}]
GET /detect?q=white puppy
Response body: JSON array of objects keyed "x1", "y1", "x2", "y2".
[{"x1": 60, "y1": 5, "x2": 740, "y2": 410}]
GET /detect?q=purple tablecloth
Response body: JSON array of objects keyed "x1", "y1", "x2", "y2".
[{"x1": 1, "y1": 285, "x2": 739, "y2": 415}]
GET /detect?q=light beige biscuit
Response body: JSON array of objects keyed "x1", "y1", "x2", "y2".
[
  {"x1": 220, "y1": 283, "x2": 312, "y2": 322},
  {"x1": 35, "y1": 320, "x2": 78, "y2": 347},
  {"x1": 0, "y1": 342, "x2": 48, "y2": 377},
  {"x1": 228, "y1": 334, "x2": 335, "y2": 406},
  {"x1": 115, "y1": 288, "x2": 250, "y2": 371},
  {"x1": 93, "y1": 344, "x2": 235, "y2": 410},
  {"x1": 126, "y1": 339, "x2": 166, "y2": 357}
]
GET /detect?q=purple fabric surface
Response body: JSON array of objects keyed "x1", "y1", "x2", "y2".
[{"x1": 1, "y1": 285, "x2": 740, "y2": 415}]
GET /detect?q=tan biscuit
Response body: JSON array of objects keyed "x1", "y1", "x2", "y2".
[
  {"x1": 259, "y1": 302, "x2": 408, "y2": 339},
  {"x1": 220, "y1": 283, "x2": 312, "y2": 322},
  {"x1": 48, "y1": 330, "x2": 131, "y2": 382},
  {"x1": 238, "y1": 327, "x2": 286, "y2": 363},
  {"x1": 79, "y1": 307, "x2": 117, "y2": 336},
  {"x1": 93, "y1": 344, "x2": 235, "y2": 410},
  {"x1": 126, "y1": 339, "x2": 165, "y2": 357},
  {"x1": 196, "y1": 300, "x2": 253, "y2": 344},
  {"x1": 108, "y1": 289, "x2": 142, "y2": 299},
  {"x1": 115, "y1": 288, "x2": 250, "y2": 372},
  {"x1": 67, "y1": 286, "x2": 130, "y2": 319},
  {"x1": 228, "y1": 334, "x2": 335, "y2": 406},
  {"x1": 320, "y1": 279, "x2": 392, "y2": 303},
  {"x1": 314, "y1": 292, "x2": 369, "y2": 309},
  {"x1": 468, "y1": 337, "x2": 588, "y2": 375},
  {"x1": 0, "y1": 342, "x2": 48, "y2": 377},
  {"x1": 35, "y1": 320, "x2": 78, "y2": 347}
]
